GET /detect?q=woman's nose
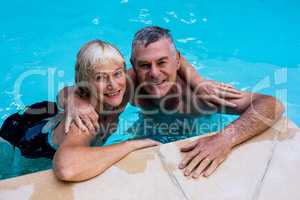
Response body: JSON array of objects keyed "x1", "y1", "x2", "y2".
[{"x1": 106, "y1": 77, "x2": 117, "y2": 90}]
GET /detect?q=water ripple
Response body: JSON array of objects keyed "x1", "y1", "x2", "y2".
[
  {"x1": 165, "y1": 10, "x2": 198, "y2": 25},
  {"x1": 92, "y1": 17, "x2": 100, "y2": 25},
  {"x1": 180, "y1": 18, "x2": 197, "y2": 25},
  {"x1": 129, "y1": 8, "x2": 152, "y2": 25},
  {"x1": 177, "y1": 37, "x2": 196, "y2": 43}
]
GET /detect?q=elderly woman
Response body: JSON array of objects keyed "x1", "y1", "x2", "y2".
[
  {"x1": 52, "y1": 40, "x2": 162, "y2": 182},
  {"x1": 0, "y1": 40, "x2": 160, "y2": 182}
]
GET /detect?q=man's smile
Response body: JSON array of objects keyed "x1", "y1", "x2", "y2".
[{"x1": 147, "y1": 79, "x2": 166, "y2": 86}]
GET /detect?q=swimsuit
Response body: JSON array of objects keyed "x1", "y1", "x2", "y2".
[{"x1": 0, "y1": 101, "x2": 60, "y2": 159}]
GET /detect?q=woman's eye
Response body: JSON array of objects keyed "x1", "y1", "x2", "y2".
[
  {"x1": 96, "y1": 75, "x2": 106, "y2": 81},
  {"x1": 114, "y1": 70, "x2": 123, "y2": 77}
]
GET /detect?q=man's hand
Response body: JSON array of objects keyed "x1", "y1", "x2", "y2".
[
  {"x1": 179, "y1": 134, "x2": 232, "y2": 178},
  {"x1": 194, "y1": 80, "x2": 243, "y2": 109},
  {"x1": 65, "y1": 96, "x2": 99, "y2": 134}
]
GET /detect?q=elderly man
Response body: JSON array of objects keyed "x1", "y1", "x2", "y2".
[{"x1": 60, "y1": 26, "x2": 284, "y2": 179}]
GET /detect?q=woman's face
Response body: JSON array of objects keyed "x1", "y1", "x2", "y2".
[{"x1": 90, "y1": 60, "x2": 126, "y2": 108}]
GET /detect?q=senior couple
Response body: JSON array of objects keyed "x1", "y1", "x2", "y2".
[{"x1": 0, "y1": 26, "x2": 284, "y2": 182}]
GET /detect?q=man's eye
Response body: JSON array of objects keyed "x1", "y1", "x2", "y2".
[
  {"x1": 139, "y1": 63, "x2": 150, "y2": 68},
  {"x1": 158, "y1": 61, "x2": 166, "y2": 66}
]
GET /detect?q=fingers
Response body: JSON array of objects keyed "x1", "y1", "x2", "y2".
[
  {"x1": 218, "y1": 84, "x2": 242, "y2": 95},
  {"x1": 199, "y1": 93, "x2": 238, "y2": 108},
  {"x1": 64, "y1": 115, "x2": 72, "y2": 133},
  {"x1": 89, "y1": 112, "x2": 100, "y2": 131},
  {"x1": 182, "y1": 155, "x2": 226, "y2": 178},
  {"x1": 65, "y1": 114, "x2": 99, "y2": 135},
  {"x1": 203, "y1": 101, "x2": 218, "y2": 112},
  {"x1": 215, "y1": 90, "x2": 243, "y2": 99},
  {"x1": 179, "y1": 147, "x2": 201, "y2": 169},
  {"x1": 180, "y1": 140, "x2": 199, "y2": 152},
  {"x1": 209, "y1": 95, "x2": 237, "y2": 108},
  {"x1": 81, "y1": 115, "x2": 94, "y2": 132},
  {"x1": 183, "y1": 153, "x2": 207, "y2": 176},
  {"x1": 205, "y1": 101, "x2": 217, "y2": 108},
  {"x1": 192, "y1": 157, "x2": 213, "y2": 178},
  {"x1": 74, "y1": 116, "x2": 88, "y2": 132},
  {"x1": 216, "y1": 82, "x2": 234, "y2": 88},
  {"x1": 222, "y1": 84, "x2": 234, "y2": 89},
  {"x1": 203, "y1": 157, "x2": 225, "y2": 177}
]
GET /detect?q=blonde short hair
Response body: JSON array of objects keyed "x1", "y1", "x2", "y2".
[{"x1": 75, "y1": 40, "x2": 125, "y2": 97}]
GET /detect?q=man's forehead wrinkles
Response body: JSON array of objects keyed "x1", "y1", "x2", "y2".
[
  {"x1": 158, "y1": 56, "x2": 168, "y2": 61},
  {"x1": 137, "y1": 56, "x2": 168, "y2": 63}
]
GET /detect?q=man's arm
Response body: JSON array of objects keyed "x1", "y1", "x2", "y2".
[
  {"x1": 57, "y1": 86, "x2": 73, "y2": 110},
  {"x1": 53, "y1": 122, "x2": 159, "y2": 182},
  {"x1": 179, "y1": 91, "x2": 284, "y2": 178},
  {"x1": 57, "y1": 86, "x2": 99, "y2": 132},
  {"x1": 217, "y1": 92, "x2": 284, "y2": 146}
]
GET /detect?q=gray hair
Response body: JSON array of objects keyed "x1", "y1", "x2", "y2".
[
  {"x1": 130, "y1": 26, "x2": 177, "y2": 63},
  {"x1": 75, "y1": 40, "x2": 124, "y2": 83},
  {"x1": 75, "y1": 40, "x2": 125, "y2": 97}
]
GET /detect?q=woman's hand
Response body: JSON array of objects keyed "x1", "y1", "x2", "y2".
[
  {"x1": 194, "y1": 80, "x2": 243, "y2": 109},
  {"x1": 64, "y1": 96, "x2": 99, "y2": 134}
]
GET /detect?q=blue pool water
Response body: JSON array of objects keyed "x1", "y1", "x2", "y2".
[{"x1": 0, "y1": 0, "x2": 299, "y2": 179}]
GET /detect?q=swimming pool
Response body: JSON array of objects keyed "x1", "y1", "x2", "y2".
[{"x1": 1, "y1": 0, "x2": 299, "y2": 179}]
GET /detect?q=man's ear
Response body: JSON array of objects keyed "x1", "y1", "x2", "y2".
[
  {"x1": 176, "y1": 51, "x2": 181, "y2": 70},
  {"x1": 130, "y1": 58, "x2": 136, "y2": 72}
]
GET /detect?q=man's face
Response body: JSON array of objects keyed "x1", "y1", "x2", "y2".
[{"x1": 133, "y1": 38, "x2": 180, "y2": 98}]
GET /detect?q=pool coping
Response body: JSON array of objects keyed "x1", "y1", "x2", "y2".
[{"x1": 0, "y1": 117, "x2": 300, "y2": 200}]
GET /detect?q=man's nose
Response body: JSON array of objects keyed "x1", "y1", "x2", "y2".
[{"x1": 149, "y1": 65, "x2": 160, "y2": 78}]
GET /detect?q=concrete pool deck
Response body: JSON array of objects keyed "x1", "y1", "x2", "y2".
[{"x1": 0, "y1": 117, "x2": 299, "y2": 200}]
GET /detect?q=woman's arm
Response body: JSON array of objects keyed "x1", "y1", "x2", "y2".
[
  {"x1": 178, "y1": 55, "x2": 203, "y2": 88},
  {"x1": 53, "y1": 123, "x2": 159, "y2": 182},
  {"x1": 178, "y1": 55, "x2": 243, "y2": 108}
]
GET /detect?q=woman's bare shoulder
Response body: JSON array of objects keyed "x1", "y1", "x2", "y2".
[{"x1": 56, "y1": 121, "x2": 95, "y2": 148}]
